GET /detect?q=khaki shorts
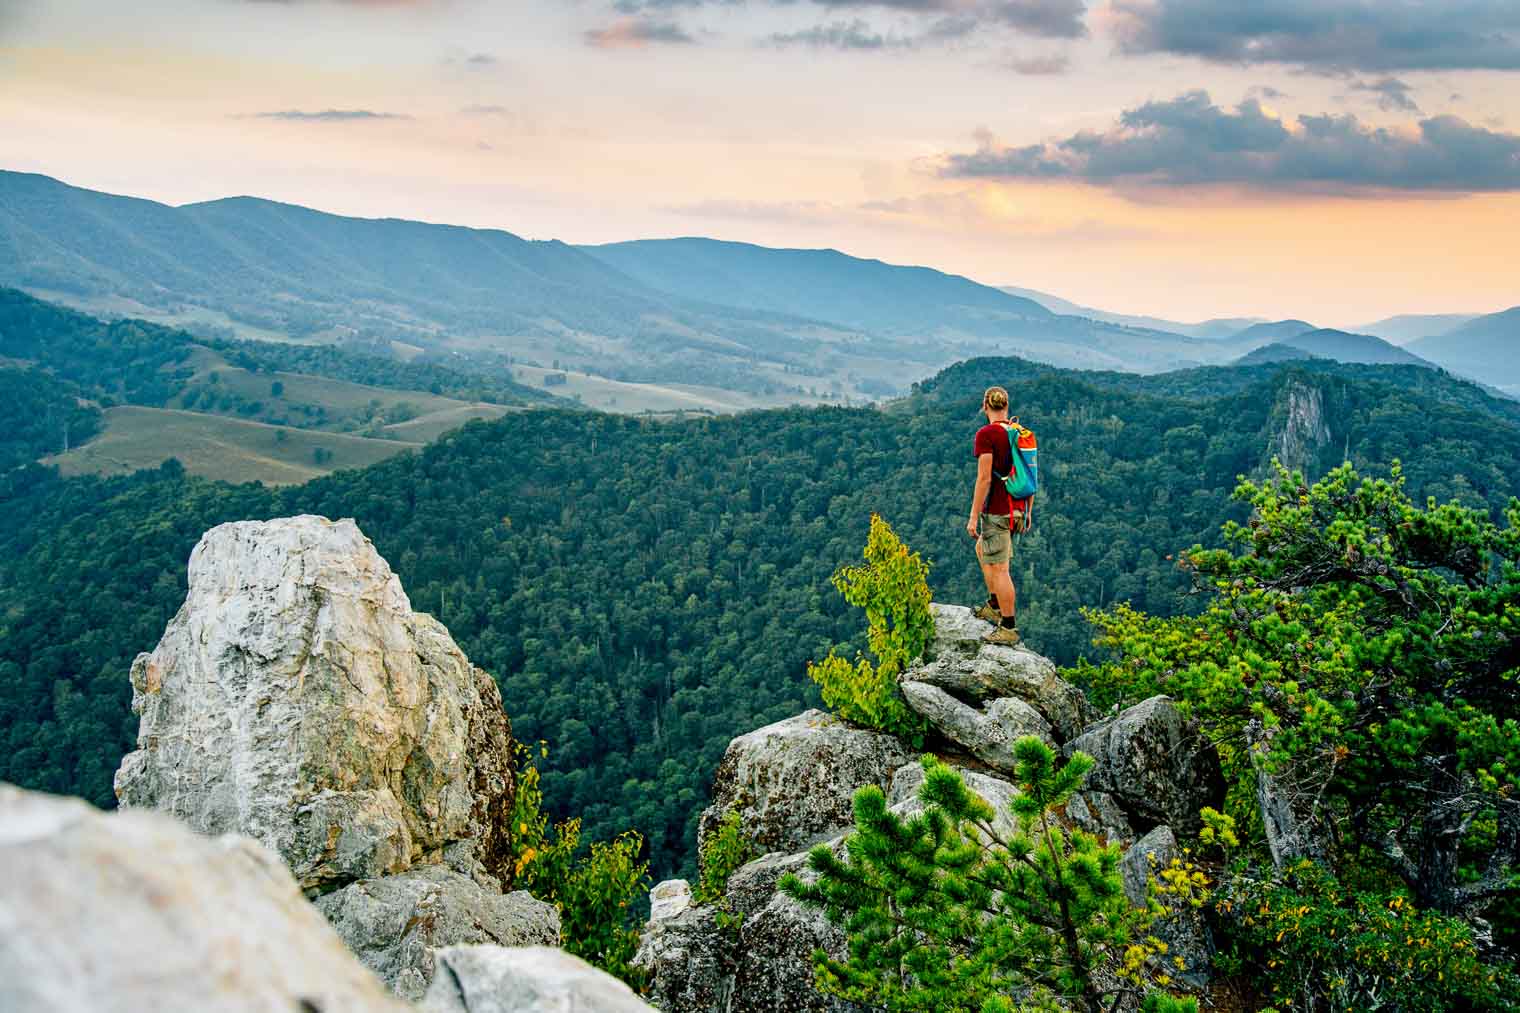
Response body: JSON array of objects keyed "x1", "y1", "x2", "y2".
[{"x1": 977, "y1": 513, "x2": 1015, "y2": 566}]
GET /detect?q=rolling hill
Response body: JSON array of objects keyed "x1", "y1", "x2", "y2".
[
  {"x1": 1408, "y1": 307, "x2": 1520, "y2": 394},
  {"x1": 0, "y1": 170, "x2": 881, "y2": 399},
  {"x1": 581, "y1": 237, "x2": 1052, "y2": 336},
  {"x1": 1225, "y1": 319, "x2": 1317, "y2": 344},
  {"x1": 1, "y1": 171, "x2": 1234, "y2": 389},
  {"x1": 1257, "y1": 328, "x2": 1431, "y2": 366},
  {"x1": 1233, "y1": 342, "x2": 1321, "y2": 366}
]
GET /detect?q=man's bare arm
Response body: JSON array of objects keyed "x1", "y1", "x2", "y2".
[{"x1": 967, "y1": 453, "x2": 993, "y2": 536}]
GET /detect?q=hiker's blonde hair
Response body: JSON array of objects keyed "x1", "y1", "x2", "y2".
[{"x1": 983, "y1": 386, "x2": 1009, "y2": 411}]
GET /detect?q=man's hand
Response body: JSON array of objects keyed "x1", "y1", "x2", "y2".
[{"x1": 966, "y1": 515, "x2": 979, "y2": 539}]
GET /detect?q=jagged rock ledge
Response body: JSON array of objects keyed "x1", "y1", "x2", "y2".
[{"x1": 635, "y1": 603, "x2": 1225, "y2": 1012}]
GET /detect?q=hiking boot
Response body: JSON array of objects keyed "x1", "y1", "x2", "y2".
[
  {"x1": 972, "y1": 602, "x2": 1001, "y2": 623},
  {"x1": 983, "y1": 624, "x2": 1021, "y2": 646}
]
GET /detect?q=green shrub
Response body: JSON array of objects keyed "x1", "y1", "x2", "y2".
[
  {"x1": 807, "y1": 514, "x2": 933, "y2": 739},
  {"x1": 505, "y1": 741, "x2": 651, "y2": 986},
  {"x1": 782, "y1": 739, "x2": 1192, "y2": 1013},
  {"x1": 695, "y1": 808, "x2": 756, "y2": 907},
  {"x1": 1217, "y1": 861, "x2": 1520, "y2": 1011}
]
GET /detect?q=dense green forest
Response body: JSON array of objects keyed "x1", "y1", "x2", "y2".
[
  {"x1": 0, "y1": 367, "x2": 102, "y2": 471},
  {"x1": 2, "y1": 354, "x2": 1518, "y2": 880}
]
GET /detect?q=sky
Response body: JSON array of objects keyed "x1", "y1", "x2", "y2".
[{"x1": 2, "y1": 0, "x2": 1519, "y2": 326}]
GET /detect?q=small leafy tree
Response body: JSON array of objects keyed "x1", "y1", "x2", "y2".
[
  {"x1": 808, "y1": 514, "x2": 934, "y2": 739},
  {"x1": 505, "y1": 741, "x2": 651, "y2": 986},
  {"x1": 781, "y1": 739, "x2": 1194, "y2": 1013}
]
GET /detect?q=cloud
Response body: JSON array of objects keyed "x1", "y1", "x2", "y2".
[
  {"x1": 940, "y1": 90, "x2": 1520, "y2": 193},
  {"x1": 1350, "y1": 77, "x2": 1421, "y2": 114},
  {"x1": 768, "y1": 19, "x2": 903, "y2": 50},
  {"x1": 1005, "y1": 52, "x2": 1071, "y2": 74},
  {"x1": 1100, "y1": 0, "x2": 1520, "y2": 73},
  {"x1": 585, "y1": 16, "x2": 696, "y2": 48},
  {"x1": 461, "y1": 104, "x2": 511, "y2": 116},
  {"x1": 615, "y1": 0, "x2": 1088, "y2": 47},
  {"x1": 248, "y1": 109, "x2": 410, "y2": 121}
]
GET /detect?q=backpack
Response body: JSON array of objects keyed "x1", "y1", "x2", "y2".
[{"x1": 996, "y1": 418, "x2": 1038, "y2": 530}]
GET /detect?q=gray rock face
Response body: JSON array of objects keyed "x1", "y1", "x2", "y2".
[
  {"x1": 315, "y1": 865, "x2": 560, "y2": 1000},
  {"x1": 1064, "y1": 790, "x2": 1136, "y2": 848},
  {"x1": 648, "y1": 878, "x2": 693, "y2": 923},
  {"x1": 636, "y1": 849, "x2": 858, "y2": 1013},
  {"x1": 916, "y1": 605, "x2": 1090, "y2": 741},
  {"x1": 421, "y1": 945, "x2": 656, "y2": 1013},
  {"x1": 115, "y1": 515, "x2": 518, "y2": 893},
  {"x1": 1067, "y1": 695, "x2": 1224, "y2": 833},
  {"x1": 1119, "y1": 826, "x2": 1212, "y2": 989},
  {"x1": 634, "y1": 902, "x2": 734, "y2": 1013},
  {"x1": 0, "y1": 783, "x2": 409, "y2": 1013},
  {"x1": 699, "y1": 709, "x2": 911, "y2": 857},
  {"x1": 888, "y1": 760, "x2": 1021, "y2": 840},
  {"x1": 901, "y1": 680, "x2": 1053, "y2": 771}
]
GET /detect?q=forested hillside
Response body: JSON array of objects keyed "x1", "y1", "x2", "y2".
[{"x1": 3, "y1": 355, "x2": 1517, "y2": 880}]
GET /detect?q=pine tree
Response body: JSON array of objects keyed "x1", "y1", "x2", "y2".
[{"x1": 781, "y1": 737, "x2": 1193, "y2": 1013}]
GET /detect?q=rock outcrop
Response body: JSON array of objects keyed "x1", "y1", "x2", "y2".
[
  {"x1": 698, "y1": 709, "x2": 912, "y2": 856},
  {"x1": 901, "y1": 679, "x2": 1053, "y2": 770},
  {"x1": 1120, "y1": 826, "x2": 1212, "y2": 989},
  {"x1": 315, "y1": 866, "x2": 560, "y2": 1001},
  {"x1": 915, "y1": 603, "x2": 1090, "y2": 740},
  {"x1": 1067, "y1": 695, "x2": 1225, "y2": 834},
  {"x1": 639, "y1": 605, "x2": 1225, "y2": 1012},
  {"x1": 112, "y1": 515, "x2": 558, "y2": 999},
  {"x1": 421, "y1": 946, "x2": 655, "y2": 1013},
  {"x1": 0, "y1": 783, "x2": 411, "y2": 1013},
  {"x1": 116, "y1": 516, "x2": 517, "y2": 892}
]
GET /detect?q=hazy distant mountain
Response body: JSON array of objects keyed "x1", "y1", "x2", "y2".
[
  {"x1": 1355, "y1": 313, "x2": 1478, "y2": 346},
  {"x1": 582, "y1": 237, "x2": 1051, "y2": 338},
  {"x1": 1233, "y1": 342, "x2": 1322, "y2": 366},
  {"x1": 1225, "y1": 319, "x2": 1317, "y2": 344},
  {"x1": 1270, "y1": 329, "x2": 1431, "y2": 366},
  {"x1": 1409, "y1": 307, "x2": 1520, "y2": 392},
  {"x1": 999, "y1": 285, "x2": 1261, "y2": 339}
]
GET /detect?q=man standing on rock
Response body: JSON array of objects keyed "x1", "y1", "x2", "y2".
[{"x1": 967, "y1": 386, "x2": 1021, "y2": 645}]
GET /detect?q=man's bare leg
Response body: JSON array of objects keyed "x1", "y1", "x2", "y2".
[{"x1": 981, "y1": 562, "x2": 1016, "y2": 619}]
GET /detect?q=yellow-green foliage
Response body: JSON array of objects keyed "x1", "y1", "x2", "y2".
[
  {"x1": 505, "y1": 741, "x2": 651, "y2": 986},
  {"x1": 695, "y1": 808, "x2": 756, "y2": 906},
  {"x1": 808, "y1": 514, "x2": 934, "y2": 738}
]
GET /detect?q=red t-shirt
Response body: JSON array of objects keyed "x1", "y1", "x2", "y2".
[{"x1": 974, "y1": 422, "x2": 1014, "y2": 515}]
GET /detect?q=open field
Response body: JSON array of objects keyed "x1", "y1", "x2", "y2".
[
  {"x1": 201, "y1": 363, "x2": 469, "y2": 420},
  {"x1": 21, "y1": 288, "x2": 317, "y2": 345},
  {"x1": 381, "y1": 404, "x2": 516, "y2": 441},
  {"x1": 512, "y1": 365, "x2": 823, "y2": 414},
  {"x1": 47, "y1": 406, "x2": 420, "y2": 485}
]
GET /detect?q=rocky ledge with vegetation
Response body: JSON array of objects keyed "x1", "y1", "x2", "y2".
[
  {"x1": 2, "y1": 457, "x2": 1517, "y2": 1012},
  {"x1": 637, "y1": 467, "x2": 1520, "y2": 1013},
  {"x1": 1, "y1": 514, "x2": 654, "y2": 1012}
]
